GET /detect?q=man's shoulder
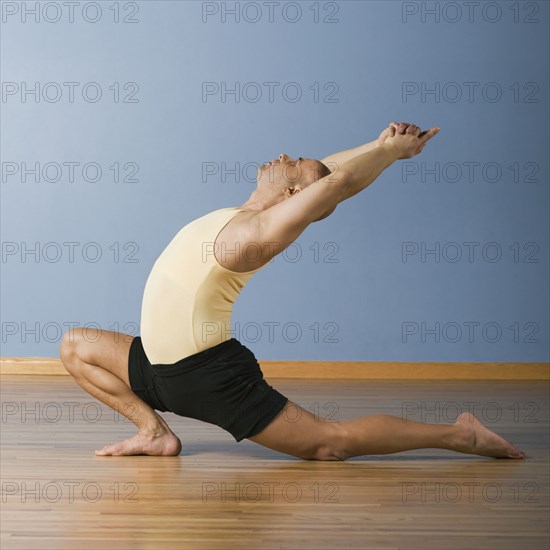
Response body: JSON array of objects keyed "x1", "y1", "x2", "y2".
[{"x1": 213, "y1": 208, "x2": 265, "y2": 272}]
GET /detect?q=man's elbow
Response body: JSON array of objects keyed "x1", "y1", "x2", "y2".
[
  {"x1": 326, "y1": 168, "x2": 352, "y2": 204},
  {"x1": 314, "y1": 204, "x2": 337, "y2": 222}
]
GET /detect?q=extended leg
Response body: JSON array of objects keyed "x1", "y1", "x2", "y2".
[
  {"x1": 59, "y1": 327, "x2": 181, "y2": 456},
  {"x1": 249, "y1": 401, "x2": 525, "y2": 460},
  {"x1": 340, "y1": 412, "x2": 524, "y2": 458}
]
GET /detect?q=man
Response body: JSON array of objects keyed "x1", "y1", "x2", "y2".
[{"x1": 59, "y1": 122, "x2": 525, "y2": 460}]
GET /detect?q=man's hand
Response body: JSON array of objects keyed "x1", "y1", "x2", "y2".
[
  {"x1": 376, "y1": 125, "x2": 395, "y2": 147},
  {"x1": 381, "y1": 121, "x2": 440, "y2": 159}
]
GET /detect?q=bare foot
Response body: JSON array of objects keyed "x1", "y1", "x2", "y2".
[
  {"x1": 95, "y1": 429, "x2": 182, "y2": 457},
  {"x1": 454, "y1": 412, "x2": 525, "y2": 459}
]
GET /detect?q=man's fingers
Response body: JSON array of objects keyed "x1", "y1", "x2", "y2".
[
  {"x1": 390, "y1": 121, "x2": 409, "y2": 133},
  {"x1": 419, "y1": 127, "x2": 440, "y2": 142},
  {"x1": 387, "y1": 121, "x2": 438, "y2": 141},
  {"x1": 390, "y1": 121, "x2": 414, "y2": 134}
]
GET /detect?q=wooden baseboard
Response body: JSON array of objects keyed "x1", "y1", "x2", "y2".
[{"x1": 1, "y1": 357, "x2": 548, "y2": 380}]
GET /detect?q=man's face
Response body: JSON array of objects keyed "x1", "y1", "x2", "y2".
[{"x1": 257, "y1": 153, "x2": 330, "y2": 190}]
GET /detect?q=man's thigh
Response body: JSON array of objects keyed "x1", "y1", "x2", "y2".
[
  {"x1": 67, "y1": 327, "x2": 135, "y2": 386},
  {"x1": 247, "y1": 400, "x2": 344, "y2": 460}
]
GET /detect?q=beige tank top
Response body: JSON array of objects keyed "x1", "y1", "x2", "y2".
[{"x1": 140, "y1": 207, "x2": 264, "y2": 365}]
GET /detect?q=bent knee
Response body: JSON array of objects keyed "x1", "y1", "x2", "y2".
[
  {"x1": 59, "y1": 327, "x2": 86, "y2": 369},
  {"x1": 311, "y1": 423, "x2": 350, "y2": 462}
]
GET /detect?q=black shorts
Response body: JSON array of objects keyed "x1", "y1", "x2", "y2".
[{"x1": 127, "y1": 336, "x2": 288, "y2": 442}]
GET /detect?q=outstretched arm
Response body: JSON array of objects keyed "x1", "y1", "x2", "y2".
[
  {"x1": 255, "y1": 123, "x2": 440, "y2": 254},
  {"x1": 320, "y1": 124, "x2": 404, "y2": 169},
  {"x1": 320, "y1": 137, "x2": 381, "y2": 170}
]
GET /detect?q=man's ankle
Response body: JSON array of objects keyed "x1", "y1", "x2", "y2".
[{"x1": 140, "y1": 422, "x2": 167, "y2": 437}]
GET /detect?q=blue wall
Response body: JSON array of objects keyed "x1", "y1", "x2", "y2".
[{"x1": 1, "y1": 0, "x2": 548, "y2": 362}]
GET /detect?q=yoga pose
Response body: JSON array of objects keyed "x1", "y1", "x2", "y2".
[{"x1": 59, "y1": 121, "x2": 525, "y2": 460}]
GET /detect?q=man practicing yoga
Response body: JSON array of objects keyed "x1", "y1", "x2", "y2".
[{"x1": 59, "y1": 121, "x2": 525, "y2": 460}]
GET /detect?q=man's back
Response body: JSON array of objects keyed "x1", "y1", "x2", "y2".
[{"x1": 140, "y1": 207, "x2": 265, "y2": 365}]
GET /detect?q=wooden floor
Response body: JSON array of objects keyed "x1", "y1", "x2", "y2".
[{"x1": 1, "y1": 375, "x2": 548, "y2": 550}]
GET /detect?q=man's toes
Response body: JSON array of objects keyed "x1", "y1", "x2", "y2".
[
  {"x1": 95, "y1": 445, "x2": 111, "y2": 456},
  {"x1": 507, "y1": 443, "x2": 525, "y2": 458},
  {"x1": 95, "y1": 443, "x2": 120, "y2": 456}
]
